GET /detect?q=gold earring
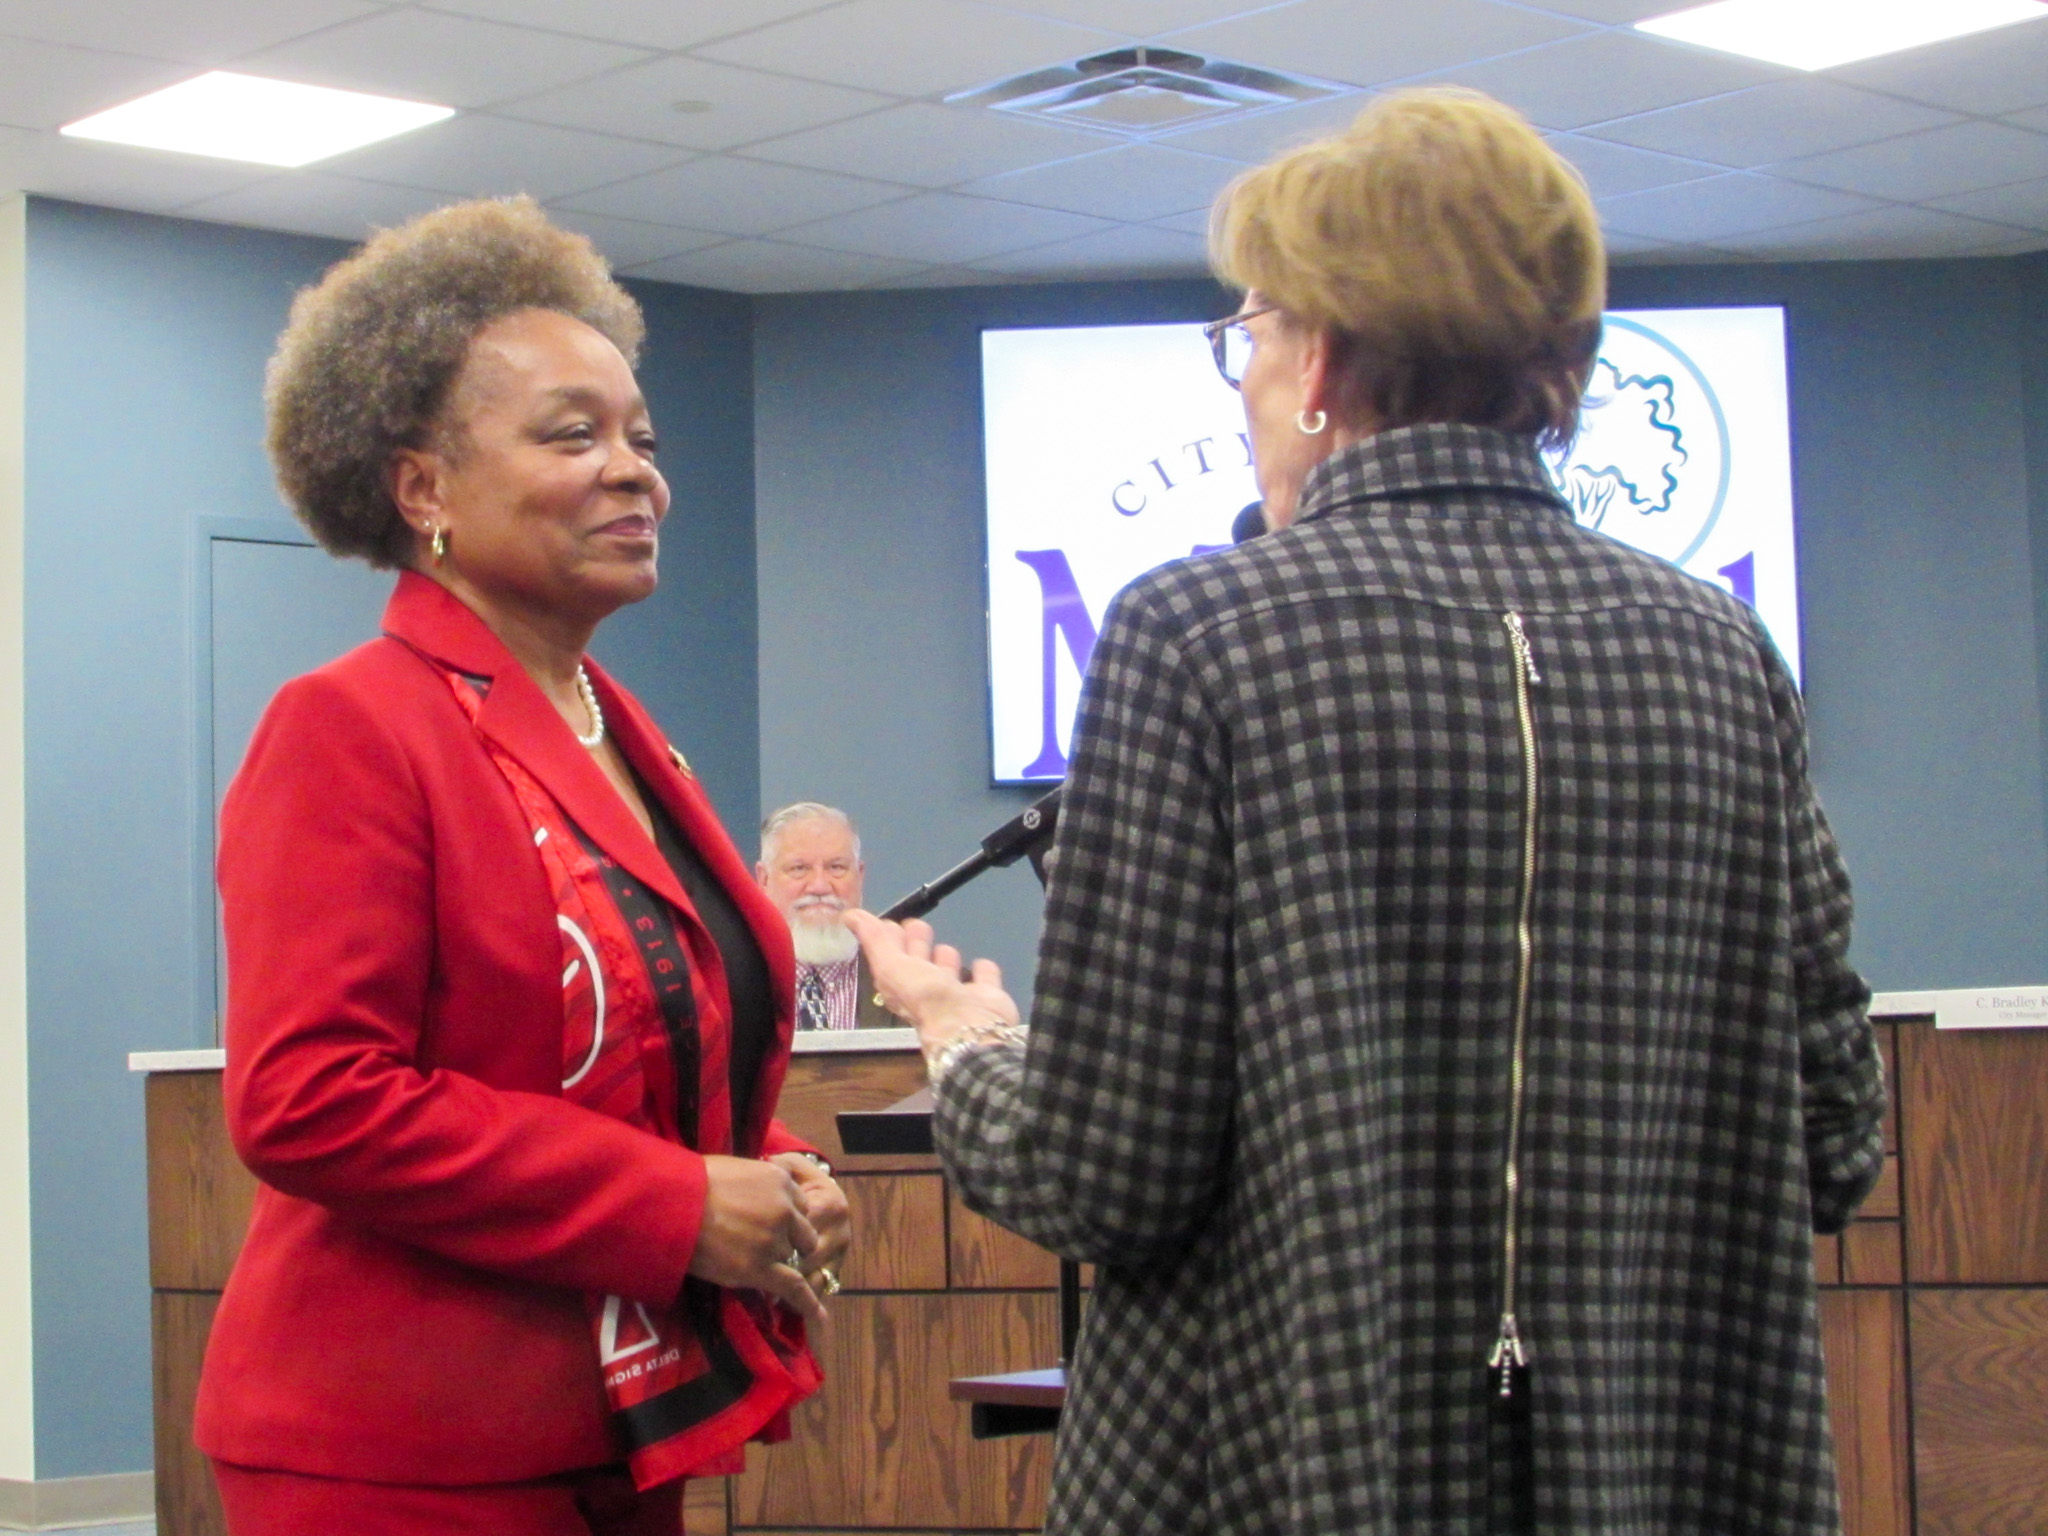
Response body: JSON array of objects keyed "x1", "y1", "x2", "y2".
[{"x1": 430, "y1": 524, "x2": 447, "y2": 563}]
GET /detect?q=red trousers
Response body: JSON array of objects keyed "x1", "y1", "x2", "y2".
[{"x1": 211, "y1": 1459, "x2": 686, "y2": 1536}]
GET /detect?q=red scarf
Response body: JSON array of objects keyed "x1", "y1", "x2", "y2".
[{"x1": 442, "y1": 668, "x2": 820, "y2": 1488}]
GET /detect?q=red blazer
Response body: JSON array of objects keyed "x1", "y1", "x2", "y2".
[{"x1": 196, "y1": 573, "x2": 811, "y2": 1485}]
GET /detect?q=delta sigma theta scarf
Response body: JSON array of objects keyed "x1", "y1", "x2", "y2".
[{"x1": 440, "y1": 667, "x2": 821, "y2": 1489}]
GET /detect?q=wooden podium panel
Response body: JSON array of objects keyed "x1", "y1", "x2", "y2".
[
  {"x1": 146, "y1": 1072, "x2": 256, "y2": 1291},
  {"x1": 732, "y1": 1292, "x2": 1057, "y2": 1531},
  {"x1": 1911, "y1": 1289, "x2": 2048, "y2": 1536},
  {"x1": 1901, "y1": 1025, "x2": 2048, "y2": 1283},
  {"x1": 1820, "y1": 1290, "x2": 1909, "y2": 1536}
]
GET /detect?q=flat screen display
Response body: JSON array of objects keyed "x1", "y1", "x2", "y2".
[{"x1": 982, "y1": 306, "x2": 1798, "y2": 784}]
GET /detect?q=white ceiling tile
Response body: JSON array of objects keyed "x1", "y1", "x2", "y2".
[
  {"x1": 867, "y1": 263, "x2": 1018, "y2": 287},
  {"x1": 778, "y1": 190, "x2": 1112, "y2": 260},
  {"x1": 1598, "y1": 172, "x2": 1883, "y2": 242},
  {"x1": 1929, "y1": 177, "x2": 2048, "y2": 234},
  {"x1": 1547, "y1": 133, "x2": 1721, "y2": 198},
  {"x1": 560, "y1": 155, "x2": 911, "y2": 236},
  {"x1": 1516, "y1": 0, "x2": 1675, "y2": 18},
  {"x1": 1146, "y1": 206, "x2": 1212, "y2": 235},
  {"x1": 961, "y1": 142, "x2": 1240, "y2": 220},
  {"x1": 970, "y1": 220, "x2": 1208, "y2": 277},
  {"x1": 1719, "y1": 204, "x2": 2038, "y2": 261},
  {"x1": 1584, "y1": 79, "x2": 1959, "y2": 169},
  {"x1": 694, "y1": 0, "x2": 1124, "y2": 98},
  {"x1": 1828, "y1": 16, "x2": 2048, "y2": 117},
  {"x1": 0, "y1": 38, "x2": 191, "y2": 131},
  {"x1": 419, "y1": 0, "x2": 838, "y2": 52},
  {"x1": 624, "y1": 238, "x2": 932, "y2": 293},
  {"x1": 320, "y1": 114, "x2": 684, "y2": 199},
  {"x1": 1601, "y1": 227, "x2": 1686, "y2": 256},
  {"x1": 0, "y1": 131, "x2": 276, "y2": 212},
  {"x1": 1612, "y1": 242, "x2": 1752, "y2": 266},
  {"x1": 0, "y1": 0, "x2": 381, "y2": 63},
  {"x1": 242, "y1": 9, "x2": 650, "y2": 110},
  {"x1": 746, "y1": 102, "x2": 1107, "y2": 187},
  {"x1": 1150, "y1": 92, "x2": 1369, "y2": 164},
  {"x1": 1770, "y1": 121, "x2": 2048, "y2": 203},
  {"x1": 1982, "y1": 232, "x2": 2048, "y2": 254},
  {"x1": 12, "y1": 0, "x2": 2048, "y2": 278},
  {"x1": 499, "y1": 55, "x2": 894, "y2": 152},
  {"x1": 546, "y1": 209, "x2": 732, "y2": 267},
  {"x1": 174, "y1": 171, "x2": 451, "y2": 243},
  {"x1": 991, "y1": 0, "x2": 1290, "y2": 35},
  {"x1": 1413, "y1": 29, "x2": 1791, "y2": 132},
  {"x1": 1161, "y1": 0, "x2": 1591, "y2": 91}
]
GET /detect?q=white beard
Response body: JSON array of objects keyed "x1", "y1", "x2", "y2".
[{"x1": 790, "y1": 912, "x2": 860, "y2": 965}]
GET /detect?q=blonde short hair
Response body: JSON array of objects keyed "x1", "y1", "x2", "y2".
[
  {"x1": 1210, "y1": 88, "x2": 1604, "y2": 448},
  {"x1": 266, "y1": 196, "x2": 645, "y2": 567}
]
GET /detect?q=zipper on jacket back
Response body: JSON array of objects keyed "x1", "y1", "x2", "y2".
[{"x1": 1489, "y1": 611, "x2": 1541, "y2": 1402}]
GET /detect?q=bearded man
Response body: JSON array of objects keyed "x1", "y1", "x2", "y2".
[{"x1": 757, "y1": 802, "x2": 893, "y2": 1031}]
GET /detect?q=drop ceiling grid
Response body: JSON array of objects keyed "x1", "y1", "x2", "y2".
[{"x1": 0, "y1": 0, "x2": 2041, "y2": 291}]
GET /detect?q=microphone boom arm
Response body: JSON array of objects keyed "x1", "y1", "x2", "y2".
[{"x1": 879, "y1": 787, "x2": 1061, "y2": 920}]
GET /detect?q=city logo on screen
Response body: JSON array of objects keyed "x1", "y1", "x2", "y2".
[
  {"x1": 1543, "y1": 316, "x2": 1748, "y2": 605},
  {"x1": 983, "y1": 309, "x2": 1796, "y2": 784}
]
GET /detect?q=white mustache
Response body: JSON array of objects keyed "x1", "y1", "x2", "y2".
[{"x1": 793, "y1": 895, "x2": 847, "y2": 918}]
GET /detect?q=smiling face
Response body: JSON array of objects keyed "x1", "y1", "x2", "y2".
[{"x1": 394, "y1": 307, "x2": 669, "y2": 627}]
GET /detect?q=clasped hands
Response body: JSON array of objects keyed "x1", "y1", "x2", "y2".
[
  {"x1": 690, "y1": 1152, "x2": 849, "y2": 1327},
  {"x1": 685, "y1": 911, "x2": 1020, "y2": 1323}
]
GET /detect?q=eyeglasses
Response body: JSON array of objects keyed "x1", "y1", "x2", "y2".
[{"x1": 1201, "y1": 303, "x2": 1278, "y2": 390}]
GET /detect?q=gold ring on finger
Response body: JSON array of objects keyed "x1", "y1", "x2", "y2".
[{"x1": 818, "y1": 1268, "x2": 842, "y2": 1298}]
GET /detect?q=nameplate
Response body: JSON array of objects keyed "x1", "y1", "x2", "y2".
[{"x1": 1935, "y1": 988, "x2": 2048, "y2": 1030}]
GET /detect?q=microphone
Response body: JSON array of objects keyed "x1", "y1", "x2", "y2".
[
  {"x1": 1231, "y1": 501, "x2": 1266, "y2": 543},
  {"x1": 880, "y1": 788, "x2": 1062, "y2": 922}
]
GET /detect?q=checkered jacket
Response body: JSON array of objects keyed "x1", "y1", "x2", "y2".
[{"x1": 936, "y1": 423, "x2": 1886, "y2": 1535}]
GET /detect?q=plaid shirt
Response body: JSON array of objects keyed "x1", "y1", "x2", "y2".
[{"x1": 936, "y1": 424, "x2": 1886, "y2": 1535}]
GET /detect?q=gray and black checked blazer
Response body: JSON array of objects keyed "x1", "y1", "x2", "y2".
[{"x1": 936, "y1": 424, "x2": 1886, "y2": 1535}]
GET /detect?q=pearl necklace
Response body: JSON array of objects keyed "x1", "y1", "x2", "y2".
[{"x1": 574, "y1": 665, "x2": 605, "y2": 748}]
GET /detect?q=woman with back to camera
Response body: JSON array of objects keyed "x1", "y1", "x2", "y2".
[
  {"x1": 850, "y1": 89, "x2": 1886, "y2": 1535},
  {"x1": 197, "y1": 197, "x2": 847, "y2": 1536}
]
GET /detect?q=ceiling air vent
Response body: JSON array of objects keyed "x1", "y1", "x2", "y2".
[{"x1": 948, "y1": 47, "x2": 1348, "y2": 136}]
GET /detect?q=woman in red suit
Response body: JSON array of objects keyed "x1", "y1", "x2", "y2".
[{"x1": 195, "y1": 197, "x2": 847, "y2": 1536}]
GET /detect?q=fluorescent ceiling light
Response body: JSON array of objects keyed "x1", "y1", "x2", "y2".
[
  {"x1": 1636, "y1": 0, "x2": 2048, "y2": 71},
  {"x1": 61, "y1": 71, "x2": 453, "y2": 168}
]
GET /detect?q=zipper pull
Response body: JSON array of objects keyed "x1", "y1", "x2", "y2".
[
  {"x1": 1503, "y1": 612, "x2": 1541, "y2": 684},
  {"x1": 1488, "y1": 1314, "x2": 1528, "y2": 1398}
]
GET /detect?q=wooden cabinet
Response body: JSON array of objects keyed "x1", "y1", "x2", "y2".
[{"x1": 145, "y1": 1018, "x2": 2048, "y2": 1536}]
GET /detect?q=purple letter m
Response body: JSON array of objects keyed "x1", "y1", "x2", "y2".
[{"x1": 1014, "y1": 549, "x2": 1098, "y2": 778}]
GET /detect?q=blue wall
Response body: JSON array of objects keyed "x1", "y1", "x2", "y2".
[
  {"x1": 1610, "y1": 258, "x2": 2048, "y2": 988},
  {"x1": 20, "y1": 198, "x2": 757, "y2": 1477},
  {"x1": 753, "y1": 278, "x2": 1228, "y2": 998},
  {"x1": 756, "y1": 258, "x2": 2048, "y2": 998}
]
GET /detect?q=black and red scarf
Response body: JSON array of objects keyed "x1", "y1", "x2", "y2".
[{"x1": 442, "y1": 668, "x2": 820, "y2": 1488}]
